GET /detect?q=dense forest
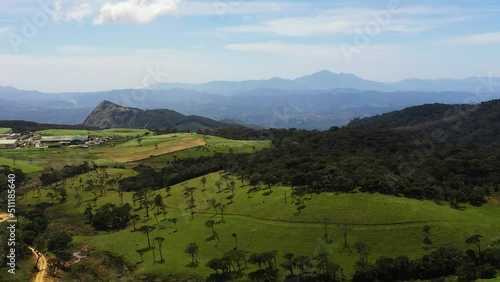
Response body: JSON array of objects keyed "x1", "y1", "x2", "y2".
[{"x1": 348, "y1": 99, "x2": 500, "y2": 147}]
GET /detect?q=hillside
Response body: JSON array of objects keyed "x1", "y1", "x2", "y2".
[
  {"x1": 348, "y1": 99, "x2": 500, "y2": 146},
  {"x1": 0, "y1": 120, "x2": 96, "y2": 133},
  {"x1": 82, "y1": 101, "x2": 238, "y2": 130}
]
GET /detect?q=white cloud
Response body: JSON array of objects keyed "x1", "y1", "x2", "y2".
[
  {"x1": 175, "y1": 1, "x2": 306, "y2": 16},
  {"x1": 442, "y1": 32, "x2": 500, "y2": 45},
  {"x1": 66, "y1": 3, "x2": 93, "y2": 22},
  {"x1": 218, "y1": 6, "x2": 476, "y2": 37},
  {"x1": 93, "y1": 0, "x2": 180, "y2": 25}
]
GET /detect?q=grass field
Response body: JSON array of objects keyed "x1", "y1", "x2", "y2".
[
  {"x1": 97, "y1": 133, "x2": 207, "y2": 162},
  {"x1": 24, "y1": 169, "x2": 500, "y2": 280},
  {"x1": 0, "y1": 156, "x2": 44, "y2": 173},
  {"x1": 0, "y1": 127, "x2": 11, "y2": 134}
]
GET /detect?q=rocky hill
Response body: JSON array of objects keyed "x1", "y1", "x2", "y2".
[{"x1": 82, "y1": 101, "x2": 237, "y2": 130}]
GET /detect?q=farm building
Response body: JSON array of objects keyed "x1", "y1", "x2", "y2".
[
  {"x1": 0, "y1": 139, "x2": 20, "y2": 149},
  {"x1": 40, "y1": 135, "x2": 89, "y2": 145}
]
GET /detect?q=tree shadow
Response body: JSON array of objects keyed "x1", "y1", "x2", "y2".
[{"x1": 262, "y1": 191, "x2": 273, "y2": 196}]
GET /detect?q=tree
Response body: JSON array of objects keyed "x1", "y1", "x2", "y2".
[
  {"x1": 422, "y1": 225, "x2": 432, "y2": 244},
  {"x1": 201, "y1": 176, "x2": 207, "y2": 190},
  {"x1": 137, "y1": 137, "x2": 143, "y2": 146},
  {"x1": 323, "y1": 218, "x2": 331, "y2": 242},
  {"x1": 164, "y1": 186, "x2": 172, "y2": 197},
  {"x1": 215, "y1": 180, "x2": 222, "y2": 193},
  {"x1": 354, "y1": 242, "x2": 370, "y2": 265},
  {"x1": 139, "y1": 225, "x2": 155, "y2": 248},
  {"x1": 218, "y1": 204, "x2": 226, "y2": 223},
  {"x1": 205, "y1": 219, "x2": 216, "y2": 237},
  {"x1": 466, "y1": 234, "x2": 483, "y2": 256},
  {"x1": 47, "y1": 232, "x2": 72, "y2": 252},
  {"x1": 340, "y1": 224, "x2": 352, "y2": 251},
  {"x1": 154, "y1": 194, "x2": 165, "y2": 214},
  {"x1": 47, "y1": 192, "x2": 56, "y2": 204},
  {"x1": 154, "y1": 237, "x2": 165, "y2": 263},
  {"x1": 131, "y1": 214, "x2": 140, "y2": 231},
  {"x1": 185, "y1": 243, "x2": 199, "y2": 266},
  {"x1": 315, "y1": 252, "x2": 329, "y2": 275},
  {"x1": 281, "y1": 253, "x2": 295, "y2": 275},
  {"x1": 171, "y1": 218, "x2": 178, "y2": 232},
  {"x1": 136, "y1": 248, "x2": 146, "y2": 263},
  {"x1": 207, "y1": 198, "x2": 218, "y2": 215},
  {"x1": 232, "y1": 233, "x2": 238, "y2": 249}
]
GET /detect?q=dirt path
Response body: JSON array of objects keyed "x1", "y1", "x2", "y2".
[
  {"x1": 192, "y1": 211, "x2": 460, "y2": 227},
  {"x1": 0, "y1": 213, "x2": 10, "y2": 223},
  {"x1": 29, "y1": 247, "x2": 52, "y2": 282}
]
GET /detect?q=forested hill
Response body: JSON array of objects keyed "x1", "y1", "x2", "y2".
[
  {"x1": 347, "y1": 99, "x2": 500, "y2": 146},
  {"x1": 82, "y1": 101, "x2": 239, "y2": 130},
  {"x1": 0, "y1": 120, "x2": 96, "y2": 133}
]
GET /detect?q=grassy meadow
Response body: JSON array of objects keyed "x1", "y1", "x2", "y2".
[
  {"x1": 0, "y1": 128, "x2": 11, "y2": 134},
  {"x1": 23, "y1": 168, "x2": 500, "y2": 280}
]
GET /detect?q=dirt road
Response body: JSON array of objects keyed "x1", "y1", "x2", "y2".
[
  {"x1": 0, "y1": 213, "x2": 11, "y2": 223},
  {"x1": 29, "y1": 247, "x2": 51, "y2": 282}
]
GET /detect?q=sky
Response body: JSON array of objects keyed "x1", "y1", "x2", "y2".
[{"x1": 0, "y1": 0, "x2": 499, "y2": 92}]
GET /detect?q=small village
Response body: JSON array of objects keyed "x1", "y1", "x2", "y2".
[{"x1": 0, "y1": 131, "x2": 114, "y2": 150}]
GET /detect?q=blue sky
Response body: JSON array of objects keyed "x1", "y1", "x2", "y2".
[{"x1": 0, "y1": 0, "x2": 499, "y2": 92}]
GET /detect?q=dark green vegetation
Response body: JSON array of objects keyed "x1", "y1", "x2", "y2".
[
  {"x1": 0, "y1": 107, "x2": 500, "y2": 281},
  {"x1": 0, "y1": 120, "x2": 96, "y2": 133},
  {"x1": 83, "y1": 101, "x2": 239, "y2": 131},
  {"x1": 349, "y1": 99, "x2": 500, "y2": 146}
]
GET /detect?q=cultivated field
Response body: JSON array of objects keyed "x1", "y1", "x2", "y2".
[{"x1": 0, "y1": 127, "x2": 11, "y2": 134}]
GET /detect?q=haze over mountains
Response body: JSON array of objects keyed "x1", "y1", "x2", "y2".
[{"x1": 1, "y1": 70, "x2": 499, "y2": 129}]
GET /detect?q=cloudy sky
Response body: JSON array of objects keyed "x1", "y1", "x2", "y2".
[{"x1": 0, "y1": 0, "x2": 499, "y2": 92}]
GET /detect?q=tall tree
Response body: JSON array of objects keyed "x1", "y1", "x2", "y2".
[
  {"x1": 340, "y1": 224, "x2": 352, "y2": 251},
  {"x1": 139, "y1": 225, "x2": 155, "y2": 248},
  {"x1": 422, "y1": 225, "x2": 432, "y2": 244},
  {"x1": 354, "y1": 242, "x2": 370, "y2": 265},
  {"x1": 200, "y1": 176, "x2": 207, "y2": 190},
  {"x1": 205, "y1": 219, "x2": 216, "y2": 237},
  {"x1": 465, "y1": 234, "x2": 483, "y2": 257},
  {"x1": 171, "y1": 218, "x2": 178, "y2": 232},
  {"x1": 131, "y1": 214, "x2": 140, "y2": 231},
  {"x1": 154, "y1": 237, "x2": 165, "y2": 263},
  {"x1": 185, "y1": 243, "x2": 199, "y2": 266}
]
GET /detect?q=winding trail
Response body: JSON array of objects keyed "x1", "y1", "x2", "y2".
[{"x1": 29, "y1": 247, "x2": 52, "y2": 282}]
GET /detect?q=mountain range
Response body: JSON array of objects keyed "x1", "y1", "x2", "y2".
[{"x1": 1, "y1": 70, "x2": 499, "y2": 129}]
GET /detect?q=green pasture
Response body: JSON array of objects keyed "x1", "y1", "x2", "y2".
[
  {"x1": 0, "y1": 128, "x2": 11, "y2": 134},
  {"x1": 24, "y1": 169, "x2": 500, "y2": 280}
]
